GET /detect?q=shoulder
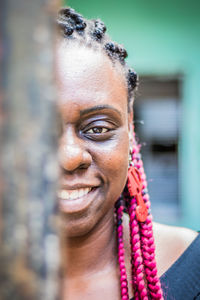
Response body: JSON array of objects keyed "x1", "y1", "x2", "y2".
[
  {"x1": 153, "y1": 222, "x2": 198, "y2": 250},
  {"x1": 153, "y1": 222, "x2": 198, "y2": 277}
]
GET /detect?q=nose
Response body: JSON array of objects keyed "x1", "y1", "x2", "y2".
[{"x1": 59, "y1": 132, "x2": 92, "y2": 172}]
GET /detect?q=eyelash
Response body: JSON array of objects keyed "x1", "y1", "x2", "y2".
[{"x1": 86, "y1": 127, "x2": 109, "y2": 134}]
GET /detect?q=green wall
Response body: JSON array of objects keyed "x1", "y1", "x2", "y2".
[{"x1": 64, "y1": 0, "x2": 200, "y2": 230}]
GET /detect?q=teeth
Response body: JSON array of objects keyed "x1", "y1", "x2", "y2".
[
  {"x1": 58, "y1": 187, "x2": 92, "y2": 200},
  {"x1": 78, "y1": 188, "x2": 84, "y2": 198},
  {"x1": 59, "y1": 190, "x2": 69, "y2": 199},
  {"x1": 70, "y1": 190, "x2": 78, "y2": 200}
]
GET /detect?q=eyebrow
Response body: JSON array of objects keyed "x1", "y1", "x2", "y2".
[{"x1": 80, "y1": 105, "x2": 122, "y2": 117}]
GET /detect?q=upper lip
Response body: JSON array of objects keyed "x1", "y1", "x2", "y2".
[{"x1": 59, "y1": 184, "x2": 100, "y2": 190}]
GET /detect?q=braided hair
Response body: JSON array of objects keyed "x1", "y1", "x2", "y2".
[
  {"x1": 57, "y1": 7, "x2": 138, "y2": 109},
  {"x1": 57, "y1": 7, "x2": 163, "y2": 300},
  {"x1": 119, "y1": 132, "x2": 164, "y2": 300}
]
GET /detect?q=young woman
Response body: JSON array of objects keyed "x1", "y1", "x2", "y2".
[{"x1": 56, "y1": 7, "x2": 200, "y2": 300}]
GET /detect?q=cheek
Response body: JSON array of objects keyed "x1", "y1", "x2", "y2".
[{"x1": 93, "y1": 130, "x2": 129, "y2": 196}]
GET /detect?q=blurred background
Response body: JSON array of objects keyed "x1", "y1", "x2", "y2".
[{"x1": 65, "y1": 0, "x2": 200, "y2": 230}]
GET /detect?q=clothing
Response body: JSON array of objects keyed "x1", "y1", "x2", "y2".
[
  {"x1": 160, "y1": 233, "x2": 200, "y2": 299},
  {"x1": 131, "y1": 233, "x2": 200, "y2": 300}
]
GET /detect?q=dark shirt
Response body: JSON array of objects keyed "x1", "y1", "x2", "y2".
[{"x1": 131, "y1": 233, "x2": 200, "y2": 300}]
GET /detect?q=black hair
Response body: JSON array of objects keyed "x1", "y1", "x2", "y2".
[{"x1": 57, "y1": 7, "x2": 138, "y2": 109}]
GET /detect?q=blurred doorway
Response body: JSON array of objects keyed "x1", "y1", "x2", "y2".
[{"x1": 134, "y1": 76, "x2": 181, "y2": 224}]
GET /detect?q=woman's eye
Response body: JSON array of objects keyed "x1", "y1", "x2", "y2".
[
  {"x1": 81, "y1": 119, "x2": 116, "y2": 140},
  {"x1": 86, "y1": 127, "x2": 109, "y2": 134}
]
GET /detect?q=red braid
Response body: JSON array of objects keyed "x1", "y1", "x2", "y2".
[
  {"x1": 116, "y1": 130, "x2": 164, "y2": 300},
  {"x1": 132, "y1": 136, "x2": 163, "y2": 299},
  {"x1": 128, "y1": 198, "x2": 148, "y2": 300},
  {"x1": 115, "y1": 199, "x2": 129, "y2": 300}
]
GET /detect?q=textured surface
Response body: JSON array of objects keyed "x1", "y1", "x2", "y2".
[{"x1": 0, "y1": 0, "x2": 60, "y2": 299}]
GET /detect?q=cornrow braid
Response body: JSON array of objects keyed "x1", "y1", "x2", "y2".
[
  {"x1": 58, "y1": 7, "x2": 86, "y2": 36},
  {"x1": 104, "y1": 42, "x2": 128, "y2": 63},
  {"x1": 92, "y1": 19, "x2": 106, "y2": 41},
  {"x1": 57, "y1": 7, "x2": 138, "y2": 106}
]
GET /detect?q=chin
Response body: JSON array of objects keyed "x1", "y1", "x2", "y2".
[{"x1": 59, "y1": 212, "x2": 98, "y2": 238}]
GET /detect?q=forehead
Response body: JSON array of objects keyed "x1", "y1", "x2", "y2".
[{"x1": 56, "y1": 40, "x2": 128, "y2": 116}]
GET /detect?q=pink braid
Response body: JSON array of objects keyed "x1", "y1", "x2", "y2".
[
  {"x1": 128, "y1": 197, "x2": 148, "y2": 300},
  {"x1": 115, "y1": 199, "x2": 129, "y2": 300},
  {"x1": 115, "y1": 130, "x2": 164, "y2": 299},
  {"x1": 132, "y1": 132, "x2": 164, "y2": 300}
]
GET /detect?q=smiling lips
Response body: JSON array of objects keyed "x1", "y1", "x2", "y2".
[
  {"x1": 57, "y1": 184, "x2": 100, "y2": 213},
  {"x1": 58, "y1": 187, "x2": 92, "y2": 201}
]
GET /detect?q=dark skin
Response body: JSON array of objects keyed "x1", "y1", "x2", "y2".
[{"x1": 56, "y1": 40, "x2": 197, "y2": 300}]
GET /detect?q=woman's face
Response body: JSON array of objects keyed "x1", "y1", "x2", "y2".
[{"x1": 56, "y1": 41, "x2": 131, "y2": 237}]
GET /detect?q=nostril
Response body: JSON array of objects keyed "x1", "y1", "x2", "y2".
[
  {"x1": 79, "y1": 163, "x2": 89, "y2": 169},
  {"x1": 79, "y1": 164, "x2": 86, "y2": 169}
]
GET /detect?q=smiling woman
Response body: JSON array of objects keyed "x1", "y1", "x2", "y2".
[
  {"x1": 56, "y1": 7, "x2": 200, "y2": 300},
  {"x1": 57, "y1": 42, "x2": 129, "y2": 237}
]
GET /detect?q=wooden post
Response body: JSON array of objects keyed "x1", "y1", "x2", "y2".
[{"x1": 0, "y1": 0, "x2": 60, "y2": 299}]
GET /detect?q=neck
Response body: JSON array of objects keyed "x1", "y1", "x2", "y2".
[{"x1": 62, "y1": 209, "x2": 118, "y2": 278}]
